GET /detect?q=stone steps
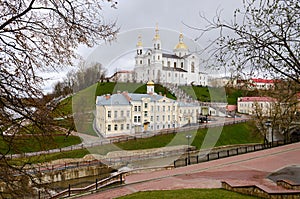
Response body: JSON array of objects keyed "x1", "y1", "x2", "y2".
[{"x1": 222, "y1": 179, "x2": 300, "y2": 199}]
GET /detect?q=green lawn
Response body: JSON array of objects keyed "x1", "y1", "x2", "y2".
[
  {"x1": 115, "y1": 122, "x2": 262, "y2": 150},
  {"x1": 0, "y1": 135, "x2": 82, "y2": 154},
  {"x1": 116, "y1": 189, "x2": 260, "y2": 199}
]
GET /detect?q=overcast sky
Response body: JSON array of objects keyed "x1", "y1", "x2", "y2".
[{"x1": 43, "y1": 0, "x2": 243, "y2": 93}]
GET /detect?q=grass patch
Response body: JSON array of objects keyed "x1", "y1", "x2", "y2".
[
  {"x1": 115, "y1": 122, "x2": 262, "y2": 151},
  {"x1": 116, "y1": 188, "x2": 260, "y2": 199},
  {"x1": 0, "y1": 135, "x2": 82, "y2": 154}
]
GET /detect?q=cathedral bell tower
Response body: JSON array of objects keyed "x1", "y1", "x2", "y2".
[
  {"x1": 135, "y1": 35, "x2": 143, "y2": 66},
  {"x1": 152, "y1": 23, "x2": 162, "y2": 63}
]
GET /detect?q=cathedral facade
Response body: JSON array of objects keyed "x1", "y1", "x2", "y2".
[{"x1": 134, "y1": 26, "x2": 208, "y2": 86}]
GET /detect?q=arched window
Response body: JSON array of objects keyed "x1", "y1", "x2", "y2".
[
  {"x1": 174, "y1": 62, "x2": 177, "y2": 68},
  {"x1": 140, "y1": 60, "x2": 142, "y2": 64},
  {"x1": 191, "y1": 62, "x2": 195, "y2": 73},
  {"x1": 157, "y1": 43, "x2": 160, "y2": 49},
  {"x1": 181, "y1": 62, "x2": 184, "y2": 68}
]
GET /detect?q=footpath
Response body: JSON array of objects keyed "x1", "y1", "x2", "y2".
[{"x1": 79, "y1": 142, "x2": 300, "y2": 199}]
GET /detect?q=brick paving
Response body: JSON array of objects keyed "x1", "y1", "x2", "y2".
[{"x1": 79, "y1": 142, "x2": 300, "y2": 199}]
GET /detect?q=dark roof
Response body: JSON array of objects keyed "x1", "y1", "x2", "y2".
[
  {"x1": 162, "y1": 53, "x2": 181, "y2": 59},
  {"x1": 162, "y1": 67, "x2": 187, "y2": 72}
]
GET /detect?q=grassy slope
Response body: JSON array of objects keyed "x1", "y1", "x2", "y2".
[
  {"x1": 116, "y1": 122, "x2": 262, "y2": 150},
  {"x1": 0, "y1": 136, "x2": 82, "y2": 154},
  {"x1": 117, "y1": 189, "x2": 260, "y2": 199}
]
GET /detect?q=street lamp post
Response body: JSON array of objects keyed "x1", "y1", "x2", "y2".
[{"x1": 186, "y1": 134, "x2": 192, "y2": 165}]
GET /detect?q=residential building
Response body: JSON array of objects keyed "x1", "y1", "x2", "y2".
[{"x1": 237, "y1": 97, "x2": 276, "y2": 116}]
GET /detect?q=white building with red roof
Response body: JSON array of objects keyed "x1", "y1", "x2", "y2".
[{"x1": 237, "y1": 97, "x2": 276, "y2": 116}]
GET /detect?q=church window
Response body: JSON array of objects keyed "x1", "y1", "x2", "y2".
[
  {"x1": 181, "y1": 62, "x2": 184, "y2": 68},
  {"x1": 154, "y1": 44, "x2": 156, "y2": 49},
  {"x1": 148, "y1": 59, "x2": 150, "y2": 65},
  {"x1": 174, "y1": 62, "x2": 177, "y2": 68},
  {"x1": 139, "y1": 49, "x2": 142, "y2": 54},
  {"x1": 191, "y1": 62, "x2": 195, "y2": 73},
  {"x1": 140, "y1": 60, "x2": 142, "y2": 64},
  {"x1": 167, "y1": 61, "x2": 170, "y2": 67},
  {"x1": 157, "y1": 43, "x2": 160, "y2": 49}
]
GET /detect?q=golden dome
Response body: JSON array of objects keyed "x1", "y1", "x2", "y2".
[
  {"x1": 137, "y1": 35, "x2": 143, "y2": 47},
  {"x1": 174, "y1": 33, "x2": 188, "y2": 50},
  {"x1": 147, "y1": 80, "x2": 155, "y2": 86},
  {"x1": 153, "y1": 23, "x2": 160, "y2": 40}
]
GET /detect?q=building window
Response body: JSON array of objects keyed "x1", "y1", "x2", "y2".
[
  {"x1": 174, "y1": 62, "x2": 177, "y2": 68},
  {"x1": 162, "y1": 60, "x2": 164, "y2": 66},
  {"x1": 114, "y1": 124, "x2": 118, "y2": 131},
  {"x1": 140, "y1": 60, "x2": 142, "y2": 64},
  {"x1": 157, "y1": 43, "x2": 160, "y2": 49},
  {"x1": 163, "y1": 106, "x2": 165, "y2": 111},
  {"x1": 151, "y1": 106, "x2": 154, "y2": 111},
  {"x1": 121, "y1": 124, "x2": 124, "y2": 130},
  {"x1": 134, "y1": 116, "x2": 141, "y2": 123},
  {"x1": 108, "y1": 111, "x2": 111, "y2": 118},
  {"x1": 114, "y1": 111, "x2": 117, "y2": 118},
  {"x1": 138, "y1": 106, "x2": 141, "y2": 111},
  {"x1": 168, "y1": 115, "x2": 170, "y2": 120},
  {"x1": 168, "y1": 106, "x2": 170, "y2": 111},
  {"x1": 145, "y1": 103, "x2": 148, "y2": 108},
  {"x1": 121, "y1": 110, "x2": 124, "y2": 117},
  {"x1": 168, "y1": 61, "x2": 170, "y2": 67},
  {"x1": 162, "y1": 115, "x2": 165, "y2": 121},
  {"x1": 158, "y1": 55, "x2": 160, "y2": 60},
  {"x1": 127, "y1": 124, "x2": 130, "y2": 130},
  {"x1": 151, "y1": 116, "x2": 153, "y2": 121},
  {"x1": 108, "y1": 125, "x2": 111, "y2": 131},
  {"x1": 181, "y1": 62, "x2": 184, "y2": 68},
  {"x1": 157, "y1": 116, "x2": 159, "y2": 121},
  {"x1": 134, "y1": 106, "x2": 137, "y2": 111},
  {"x1": 144, "y1": 111, "x2": 148, "y2": 117},
  {"x1": 191, "y1": 62, "x2": 195, "y2": 73},
  {"x1": 127, "y1": 110, "x2": 130, "y2": 117},
  {"x1": 148, "y1": 59, "x2": 150, "y2": 65},
  {"x1": 157, "y1": 106, "x2": 160, "y2": 111}
]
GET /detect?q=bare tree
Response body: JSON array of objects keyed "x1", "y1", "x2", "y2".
[
  {"x1": 252, "y1": 80, "x2": 299, "y2": 144},
  {"x1": 0, "y1": 0, "x2": 118, "y2": 197},
  {"x1": 191, "y1": 0, "x2": 300, "y2": 83}
]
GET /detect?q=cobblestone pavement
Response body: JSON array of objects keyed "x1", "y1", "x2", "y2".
[{"x1": 78, "y1": 142, "x2": 300, "y2": 199}]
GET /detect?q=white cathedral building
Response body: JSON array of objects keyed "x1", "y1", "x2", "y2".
[{"x1": 110, "y1": 26, "x2": 208, "y2": 86}]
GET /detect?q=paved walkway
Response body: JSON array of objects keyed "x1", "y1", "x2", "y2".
[{"x1": 79, "y1": 142, "x2": 300, "y2": 199}]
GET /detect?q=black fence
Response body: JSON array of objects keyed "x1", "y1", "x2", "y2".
[{"x1": 173, "y1": 139, "x2": 298, "y2": 168}]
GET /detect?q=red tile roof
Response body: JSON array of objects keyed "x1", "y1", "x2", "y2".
[{"x1": 238, "y1": 97, "x2": 276, "y2": 102}]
